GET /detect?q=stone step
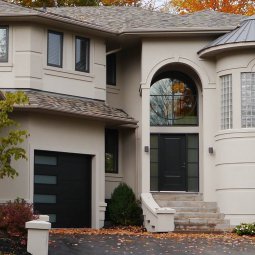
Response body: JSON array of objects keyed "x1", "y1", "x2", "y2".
[
  {"x1": 175, "y1": 223, "x2": 231, "y2": 232},
  {"x1": 152, "y1": 192, "x2": 203, "y2": 201},
  {"x1": 151, "y1": 193, "x2": 230, "y2": 232},
  {"x1": 175, "y1": 212, "x2": 224, "y2": 219},
  {"x1": 175, "y1": 218, "x2": 227, "y2": 225},
  {"x1": 174, "y1": 217, "x2": 231, "y2": 232},
  {"x1": 171, "y1": 206, "x2": 218, "y2": 213},
  {"x1": 156, "y1": 200, "x2": 218, "y2": 209}
]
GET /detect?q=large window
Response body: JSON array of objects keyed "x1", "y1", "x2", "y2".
[
  {"x1": 75, "y1": 36, "x2": 90, "y2": 72},
  {"x1": 106, "y1": 53, "x2": 116, "y2": 85},
  {"x1": 105, "y1": 129, "x2": 118, "y2": 173},
  {"x1": 241, "y1": 72, "x2": 255, "y2": 128},
  {"x1": 150, "y1": 72, "x2": 198, "y2": 126},
  {"x1": 47, "y1": 30, "x2": 63, "y2": 67},
  {"x1": 0, "y1": 26, "x2": 8, "y2": 62},
  {"x1": 220, "y1": 74, "x2": 232, "y2": 129}
]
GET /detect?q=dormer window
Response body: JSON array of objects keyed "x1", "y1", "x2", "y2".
[
  {"x1": 0, "y1": 26, "x2": 8, "y2": 62},
  {"x1": 47, "y1": 30, "x2": 63, "y2": 68},
  {"x1": 75, "y1": 36, "x2": 90, "y2": 73}
]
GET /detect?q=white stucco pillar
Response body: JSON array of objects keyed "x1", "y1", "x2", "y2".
[
  {"x1": 202, "y1": 86, "x2": 217, "y2": 201},
  {"x1": 26, "y1": 215, "x2": 51, "y2": 255},
  {"x1": 140, "y1": 85, "x2": 150, "y2": 194}
]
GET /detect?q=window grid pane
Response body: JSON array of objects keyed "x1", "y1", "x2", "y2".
[
  {"x1": 0, "y1": 27, "x2": 8, "y2": 62},
  {"x1": 75, "y1": 36, "x2": 89, "y2": 72},
  {"x1": 241, "y1": 73, "x2": 255, "y2": 128},
  {"x1": 220, "y1": 74, "x2": 232, "y2": 130},
  {"x1": 47, "y1": 31, "x2": 63, "y2": 67}
]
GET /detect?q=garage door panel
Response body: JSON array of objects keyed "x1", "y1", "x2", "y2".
[{"x1": 34, "y1": 150, "x2": 91, "y2": 228}]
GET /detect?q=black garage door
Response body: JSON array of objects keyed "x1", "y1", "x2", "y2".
[{"x1": 34, "y1": 150, "x2": 91, "y2": 228}]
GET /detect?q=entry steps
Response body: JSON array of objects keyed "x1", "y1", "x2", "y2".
[{"x1": 152, "y1": 192, "x2": 231, "y2": 232}]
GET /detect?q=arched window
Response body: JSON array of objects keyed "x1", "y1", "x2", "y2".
[{"x1": 150, "y1": 72, "x2": 198, "y2": 126}]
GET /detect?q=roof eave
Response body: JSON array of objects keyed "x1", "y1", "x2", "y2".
[
  {"x1": 0, "y1": 13, "x2": 118, "y2": 36},
  {"x1": 14, "y1": 105, "x2": 138, "y2": 126},
  {"x1": 198, "y1": 41, "x2": 255, "y2": 58},
  {"x1": 121, "y1": 27, "x2": 236, "y2": 34},
  {"x1": 0, "y1": 13, "x2": 237, "y2": 37}
]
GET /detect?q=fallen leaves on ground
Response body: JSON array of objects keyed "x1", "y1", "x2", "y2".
[{"x1": 50, "y1": 226, "x2": 255, "y2": 242}]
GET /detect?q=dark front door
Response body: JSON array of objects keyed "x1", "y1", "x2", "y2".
[
  {"x1": 34, "y1": 150, "x2": 91, "y2": 228},
  {"x1": 159, "y1": 135, "x2": 186, "y2": 191}
]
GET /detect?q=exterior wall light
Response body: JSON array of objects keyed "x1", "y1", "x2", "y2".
[{"x1": 208, "y1": 147, "x2": 214, "y2": 154}]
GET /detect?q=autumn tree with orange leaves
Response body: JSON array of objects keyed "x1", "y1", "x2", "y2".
[
  {"x1": 12, "y1": 0, "x2": 139, "y2": 7},
  {"x1": 171, "y1": 0, "x2": 255, "y2": 15}
]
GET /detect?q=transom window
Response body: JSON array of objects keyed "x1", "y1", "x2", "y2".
[
  {"x1": 150, "y1": 72, "x2": 198, "y2": 126},
  {"x1": 220, "y1": 74, "x2": 232, "y2": 129},
  {"x1": 241, "y1": 72, "x2": 255, "y2": 128},
  {"x1": 75, "y1": 36, "x2": 90, "y2": 73},
  {"x1": 47, "y1": 30, "x2": 63, "y2": 68},
  {"x1": 0, "y1": 26, "x2": 8, "y2": 62}
]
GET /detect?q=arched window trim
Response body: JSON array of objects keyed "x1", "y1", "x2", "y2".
[{"x1": 150, "y1": 71, "x2": 198, "y2": 127}]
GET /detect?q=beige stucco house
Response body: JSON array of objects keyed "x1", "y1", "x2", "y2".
[{"x1": 0, "y1": 0, "x2": 255, "y2": 231}]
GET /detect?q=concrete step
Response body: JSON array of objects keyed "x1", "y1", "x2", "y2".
[
  {"x1": 171, "y1": 206, "x2": 218, "y2": 213},
  {"x1": 152, "y1": 192, "x2": 203, "y2": 201},
  {"x1": 156, "y1": 200, "x2": 218, "y2": 209},
  {"x1": 175, "y1": 218, "x2": 227, "y2": 225},
  {"x1": 151, "y1": 192, "x2": 230, "y2": 232},
  {"x1": 175, "y1": 223, "x2": 231, "y2": 232},
  {"x1": 174, "y1": 218, "x2": 231, "y2": 232},
  {"x1": 175, "y1": 212, "x2": 224, "y2": 219}
]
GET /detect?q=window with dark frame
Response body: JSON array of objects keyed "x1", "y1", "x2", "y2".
[
  {"x1": 0, "y1": 26, "x2": 8, "y2": 62},
  {"x1": 105, "y1": 129, "x2": 118, "y2": 173},
  {"x1": 47, "y1": 30, "x2": 63, "y2": 68},
  {"x1": 75, "y1": 36, "x2": 90, "y2": 73},
  {"x1": 106, "y1": 53, "x2": 116, "y2": 85}
]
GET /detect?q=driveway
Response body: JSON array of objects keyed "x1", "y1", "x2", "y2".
[{"x1": 48, "y1": 228, "x2": 255, "y2": 255}]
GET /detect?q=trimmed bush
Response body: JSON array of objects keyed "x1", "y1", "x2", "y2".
[
  {"x1": 234, "y1": 223, "x2": 255, "y2": 236},
  {"x1": 109, "y1": 183, "x2": 142, "y2": 226},
  {"x1": 0, "y1": 198, "x2": 38, "y2": 237}
]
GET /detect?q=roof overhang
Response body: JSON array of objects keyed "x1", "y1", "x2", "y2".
[
  {"x1": 0, "y1": 13, "x2": 237, "y2": 38},
  {"x1": 1, "y1": 89, "x2": 138, "y2": 128},
  {"x1": 198, "y1": 41, "x2": 255, "y2": 58}
]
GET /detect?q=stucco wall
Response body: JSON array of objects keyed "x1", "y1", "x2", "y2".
[
  {"x1": 0, "y1": 112, "x2": 106, "y2": 228},
  {"x1": 2, "y1": 23, "x2": 106, "y2": 100},
  {"x1": 105, "y1": 46, "x2": 141, "y2": 198},
  {"x1": 140, "y1": 37, "x2": 217, "y2": 200},
  {"x1": 215, "y1": 51, "x2": 255, "y2": 225}
]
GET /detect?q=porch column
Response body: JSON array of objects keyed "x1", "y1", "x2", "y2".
[{"x1": 140, "y1": 84, "x2": 150, "y2": 194}]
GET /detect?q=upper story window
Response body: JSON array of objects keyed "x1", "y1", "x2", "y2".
[
  {"x1": 241, "y1": 72, "x2": 255, "y2": 128},
  {"x1": 75, "y1": 36, "x2": 90, "y2": 73},
  {"x1": 150, "y1": 72, "x2": 198, "y2": 126},
  {"x1": 220, "y1": 74, "x2": 232, "y2": 130},
  {"x1": 0, "y1": 26, "x2": 8, "y2": 62},
  {"x1": 47, "y1": 30, "x2": 63, "y2": 68},
  {"x1": 106, "y1": 53, "x2": 116, "y2": 85},
  {"x1": 105, "y1": 129, "x2": 118, "y2": 173}
]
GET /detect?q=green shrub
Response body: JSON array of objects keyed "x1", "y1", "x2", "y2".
[
  {"x1": 0, "y1": 198, "x2": 38, "y2": 237},
  {"x1": 234, "y1": 223, "x2": 255, "y2": 236},
  {"x1": 108, "y1": 183, "x2": 142, "y2": 226}
]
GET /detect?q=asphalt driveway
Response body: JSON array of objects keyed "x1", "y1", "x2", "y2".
[{"x1": 48, "y1": 229, "x2": 255, "y2": 255}]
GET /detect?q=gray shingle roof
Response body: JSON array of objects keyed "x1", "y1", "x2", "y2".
[
  {"x1": 0, "y1": 1, "x2": 244, "y2": 33},
  {"x1": 0, "y1": 0, "x2": 38, "y2": 15},
  {"x1": 3, "y1": 90, "x2": 137, "y2": 125},
  {"x1": 44, "y1": 7, "x2": 244, "y2": 33}
]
